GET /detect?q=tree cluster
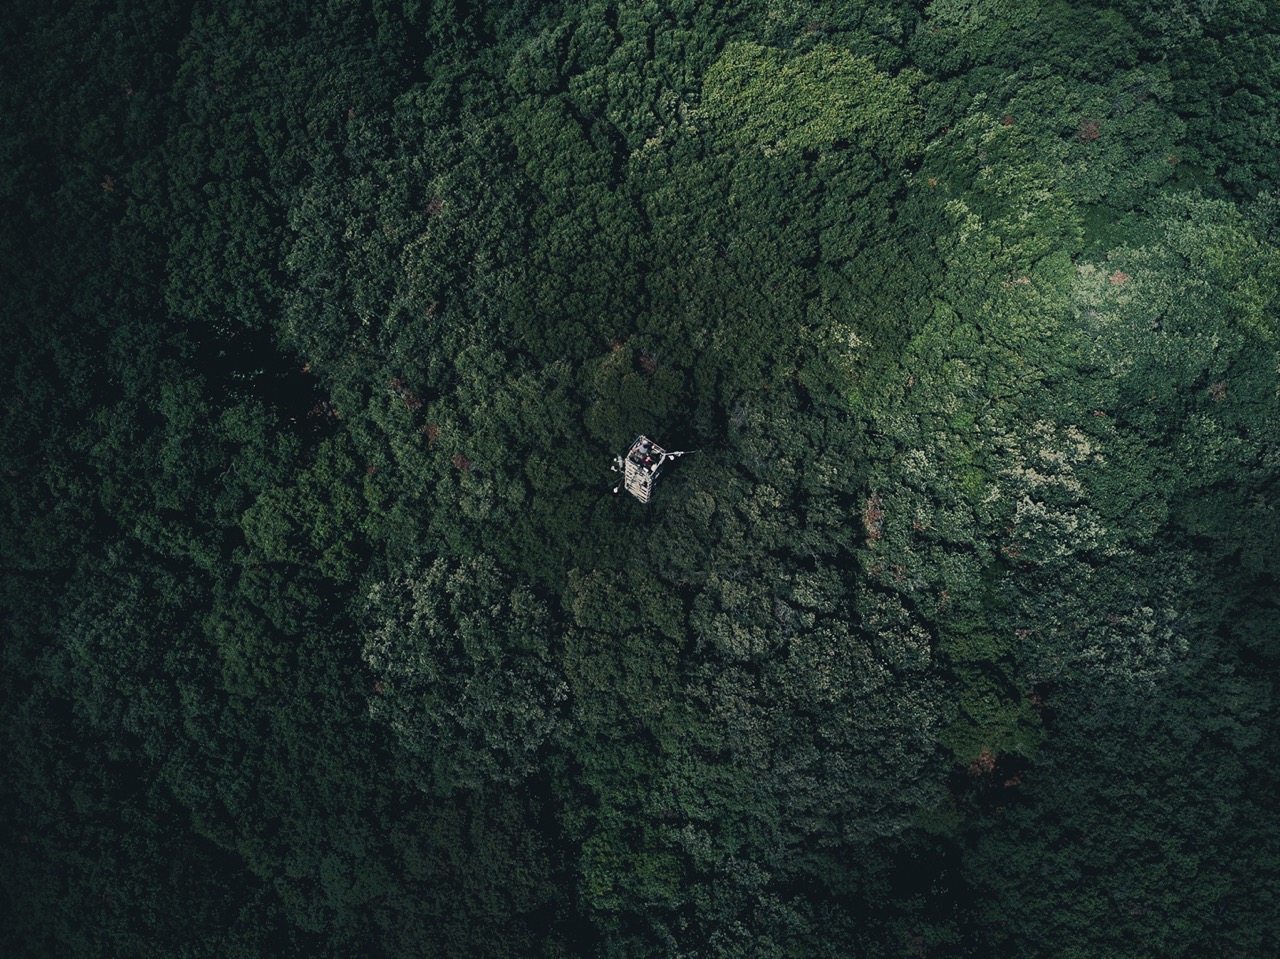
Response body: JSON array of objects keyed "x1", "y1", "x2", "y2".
[{"x1": 3, "y1": 1, "x2": 1277, "y2": 956}]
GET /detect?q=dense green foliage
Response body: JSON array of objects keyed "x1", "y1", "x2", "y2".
[{"x1": 3, "y1": 1, "x2": 1278, "y2": 956}]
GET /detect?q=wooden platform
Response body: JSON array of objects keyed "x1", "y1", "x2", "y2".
[{"x1": 619, "y1": 435, "x2": 667, "y2": 504}]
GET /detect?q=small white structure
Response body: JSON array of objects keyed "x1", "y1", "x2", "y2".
[{"x1": 611, "y1": 435, "x2": 689, "y2": 504}]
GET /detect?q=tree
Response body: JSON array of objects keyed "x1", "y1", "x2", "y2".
[{"x1": 364, "y1": 555, "x2": 567, "y2": 793}]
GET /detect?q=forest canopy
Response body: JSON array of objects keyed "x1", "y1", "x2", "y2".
[{"x1": 2, "y1": 1, "x2": 1278, "y2": 957}]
